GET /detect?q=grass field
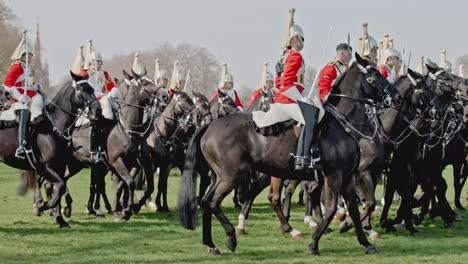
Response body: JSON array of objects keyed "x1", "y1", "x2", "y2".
[{"x1": 0, "y1": 164, "x2": 467, "y2": 264}]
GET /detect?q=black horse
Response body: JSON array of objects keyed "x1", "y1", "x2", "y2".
[
  {"x1": 2, "y1": 72, "x2": 101, "y2": 227},
  {"x1": 179, "y1": 53, "x2": 401, "y2": 255}
]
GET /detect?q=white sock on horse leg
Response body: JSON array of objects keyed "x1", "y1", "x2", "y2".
[{"x1": 237, "y1": 213, "x2": 246, "y2": 229}]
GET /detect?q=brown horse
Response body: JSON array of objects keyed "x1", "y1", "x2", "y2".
[{"x1": 179, "y1": 53, "x2": 401, "y2": 255}]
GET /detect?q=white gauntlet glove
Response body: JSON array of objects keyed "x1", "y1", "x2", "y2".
[{"x1": 109, "y1": 88, "x2": 121, "y2": 99}]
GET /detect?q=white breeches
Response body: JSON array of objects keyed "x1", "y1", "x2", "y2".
[
  {"x1": 0, "y1": 94, "x2": 44, "y2": 122},
  {"x1": 99, "y1": 95, "x2": 115, "y2": 120}
]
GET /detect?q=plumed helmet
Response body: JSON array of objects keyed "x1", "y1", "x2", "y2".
[
  {"x1": 218, "y1": 63, "x2": 233, "y2": 89},
  {"x1": 289, "y1": 24, "x2": 304, "y2": 43},
  {"x1": 154, "y1": 59, "x2": 168, "y2": 81},
  {"x1": 459, "y1": 64, "x2": 465, "y2": 78},
  {"x1": 71, "y1": 45, "x2": 84, "y2": 75},
  {"x1": 11, "y1": 30, "x2": 34, "y2": 60}
]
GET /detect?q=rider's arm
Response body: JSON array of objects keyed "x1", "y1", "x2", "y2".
[
  {"x1": 318, "y1": 65, "x2": 336, "y2": 101},
  {"x1": 234, "y1": 90, "x2": 244, "y2": 110},
  {"x1": 281, "y1": 51, "x2": 303, "y2": 92},
  {"x1": 3, "y1": 63, "x2": 24, "y2": 100},
  {"x1": 209, "y1": 90, "x2": 218, "y2": 103}
]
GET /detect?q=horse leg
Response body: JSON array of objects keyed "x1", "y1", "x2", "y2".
[
  {"x1": 211, "y1": 181, "x2": 238, "y2": 253},
  {"x1": 87, "y1": 167, "x2": 97, "y2": 215},
  {"x1": 268, "y1": 177, "x2": 303, "y2": 239},
  {"x1": 356, "y1": 172, "x2": 379, "y2": 240},
  {"x1": 309, "y1": 178, "x2": 338, "y2": 256},
  {"x1": 111, "y1": 157, "x2": 135, "y2": 220},
  {"x1": 236, "y1": 173, "x2": 270, "y2": 235},
  {"x1": 112, "y1": 179, "x2": 125, "y2": 221},
  {"x1": 201, "y1": 182, "x2": 219, "y2": 255},
  {"x1": 282, "y1": 180, "x2": 298, "y2": 221},
  {"x1": 341, "y1": 180, "x2": 378, "y2": 254},
  {"x1": 135, "y1": 158, "x2": 155, "y2": 213},
  {"x1": 100, "y1": 173, "x2": 112, "y2": 214},
  {"x1": 304, "y1": 181, "x2": 320, "y2": 230},
  {"x1": 62, "y1": 187, "x2": 73, "y2": 218},
  {"x1": 453, "y1": 162, "x2": 465, "y2": 210},
  {"x1": 156, "y1": 163, "x2": 171, "y2": 212},
  {"x1": 32, "y1": 177, "x2": 44, "y2": 216},
  {"x1": 380, "y1": 166, "x2": 398, "y2": 232}
]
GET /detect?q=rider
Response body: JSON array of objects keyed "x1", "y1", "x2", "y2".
[
  {"x1": 154, "y1": 59, "x2": 169, "y2": 90},
  {"x1": 78, "y1": 45, "x2": 120, "y2": 162},
  {"x1": 377, "y1": 47, "x2": 401, "y2": 84},
  {"x1": 209, "y1": 63, "x2": 244, "y2": 111},
  {"x1": 247, "y1": 62, "x2": 275, "y2": 108},
  {"x1": 359, "y1": 23, "x2": 378, "y2": 66},
  {"x1": 168, "y1": 61, "x2": 187, "y2": 95},
  {"x1": 317, "y1": 43, "x2": 353, "y2": 101},
  {"x1": 273, "y1": 21, "x2": 322, "y2": 170},
  {"x1": 3, "y1": 31, "x2": 45, "y2": 159}
]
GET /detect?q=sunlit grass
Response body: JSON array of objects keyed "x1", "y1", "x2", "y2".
[{"x1": 0, "y1": 164, "x2": 466, "y2": 263}]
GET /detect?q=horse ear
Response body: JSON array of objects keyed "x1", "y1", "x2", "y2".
[
  {"x1": 425, "y1": 60, "x2": 440, "y2": 74},
  {"x1": 143, "y1": 66, "x2": 148, "y2": 76},
  {"x1": 131, "y1": 69, "x2": 140, "y2": 80},
  {"x1": 70, "y1": 70, "x2": 82, "y2": 81},
  {"x1": 122, "y1": 69, "x2": 132, "y2": 80},
  {"x1": 114, "y1": 77, "x2": 121, "y2": 85},
  {"x1": 217, "y1": 88, "x2": 226, "y2": 95},
  {"x1": 354, "y1": 52, "x2": 368, "y2": 67}
]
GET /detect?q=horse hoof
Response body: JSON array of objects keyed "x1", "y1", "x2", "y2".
[
  {"x1": 369, "y1": 233, "x2": 381, "y2": 241},
  {"x1": 63, "y1": 207, "x2": 72, "y2": 218},
  {"x1": 339, "y1": 222, "x2": 353, "y2": 233},
  {"x1": 156, "y1": 207, "x2": 171, "y2": 213},
  {"x1": 32, "y1": 205, "x2": 41, "y2": 217},
  {"x1": 113, "y1": 216, "x2": 123, "y2": 223},
  {"x1": 365, "y1": 245, "x2": 379, "y2": 255},
  {"x1": 454, "y1": 214, "x2": 463, "y2": 221},
  {"x1": 208, "y1": 248, "x2": 221, "y2": 256},
  {"x1": 290, "y1": 230, "x2": 304, "y2": 240},
  {"x1": 148, "y1": 201, "x2": 157, "y2": 211},
  {"x1": 323, "y1": 228, "x2": 333, "y2": 234},
  {"x1": 95, "y1": 209, "x2": 105, "y2": 218},
  {"x1": 235, "y1": 228, "x2": 247, "y2": 235},
  {"x1": 444, "y1": 222, "x2": 456, "y2": 229},
  {"x1": 225, "y1": 237, "x2": 237, "y2": 253},
  {"x1": 133, "y1": 205, "x2": 141, "y2": 214},
  {"x1": 309, "y1": 224, "x2": 318, "y2": 231},
  {"x1": 308, "y1": 246, "x2": 319, "y2": 256}
]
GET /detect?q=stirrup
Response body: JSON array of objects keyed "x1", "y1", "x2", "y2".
[
  {"x1": 90, "y1": 151, "x2": 105, "y2": 163},
  {"x1": 15, "y1": 147, "x2": 26, "y2": 159},
  {"x1": 308, "y1": 156, "x2": 322, "y2": 170},
  {"x1": 293, "y1": 155, "x2": 310, "y2": 171}
]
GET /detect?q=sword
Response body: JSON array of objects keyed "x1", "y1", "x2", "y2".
[
  {"x1": 307, "y1": 26, "x2": 334, "y2": 99},
  {"x1": 23, "y1": 30, "x2": 29, "y2": 97},
  {"x1": 184, "y1": 69, "x2": 191, "y2": 92},
  {"x1": 347, "y1": 32, "x2": 350, "y2": 46},
  {"x1": 407, "y1": 51, "x2": 411, "y2": 73}
]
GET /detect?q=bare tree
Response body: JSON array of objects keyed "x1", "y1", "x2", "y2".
[
  {"x1": 0, "y1": 1, "x2": 21, "y2": 80},
  {"x1": 105, "y1": 42, "x2": 221, "y2": 97}
]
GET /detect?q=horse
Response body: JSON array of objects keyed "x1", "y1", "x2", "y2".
[
  {"x1": 380, "y1": 63, "x2": 467, "y2": 233},
  {"x1": 1, "y1": 72, "x2": 101, "y2": 227},
  {"x1": 179, "y1": 53, "x2": 401, "y2": 255},
  {"x1": 131, "y1": 90, "x2": 199, "y2": 213}
]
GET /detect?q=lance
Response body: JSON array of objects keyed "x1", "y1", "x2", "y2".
[
  {"x1": 307, "y1": 26, "x2": 334, "y2": 99},
  {"x1": 184, "y1": 69, "x2": 191, "y2": 92},
  {"x1": 23, "y1": 30, "x2": 30, "y2": 97}
]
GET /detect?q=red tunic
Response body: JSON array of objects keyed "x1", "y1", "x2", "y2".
[
  {"x1": 274, "y1": 49, "x2": 304, "y2": 104},
  {"x1": 247, "y1": 89, "x2": 262, "y2": 107},
  {"x1": 209, "y1": 90, "x2": 244, "y2": 109},
  {"x1": 317, "y1": 64, "x2": 337, "y2": 100},
  {"x1": 3, "y1": 62, "x2": 37, "y2": 99},
  {"x1": 79, "y1": 69, "x2": 117, "y2": 99},
  {"x1": 377, "y1": 66, "x2": 389, "y2": 78}
]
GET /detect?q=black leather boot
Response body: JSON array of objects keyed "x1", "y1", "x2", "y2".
[
  {"x1": 15, "y1": 109, "x2": 31, "y2": 159},
  {"x1": 294, "y1": 100, "x2": 321, "y2": 171}
]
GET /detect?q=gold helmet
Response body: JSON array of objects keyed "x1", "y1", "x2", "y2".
[
  {"x1": 282, "y1": 8, "x2": 296, "y2": 49},
  {"x1": 71, "y1": 45, "x2": 84, "y2": 75},
  {"x1": 83, "y1": 40, "x2": 95, "y2": 70},
  {"x1": 260, "y1": 62, "x2": 273, "y2": 89},
  {"x1": 359, "y1": 23, "x2": 377, "y2": 56},
  {"x1": 416, "y1": 56, "x2": 427, "y2": 75},
  {"x1": 170, "y1": 61, "x2": 181, "y2": 90},
  {"x1": 154, "y1": 59, "x2": 168, "y2": 82},
  {"x1": 218, "y1": 63, "x2": 233, "y2": 89},
  {"x1": 459, "y1": 64, "x2": 465, "y2": 78},
  {"x1": 440, "y1": 50, "x2": 452, "y2": 72},
  {"x1": 11, "y1": 30, "x2": 34, "y2": 61}
]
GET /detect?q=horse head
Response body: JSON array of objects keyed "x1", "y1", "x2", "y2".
[
  {"x1": 211, "y1": 89, "x2": 238, "y2": 119},
  {"x1": 129, "y1": 69, "x2": 169, "y2": 112},
  {"x1": 70, "y1": 71, "x2": 102, "y2": 121},
  {"x1": 192, "y1": 91, "x2": 213, "y2": 127},
  {"x1": 353, "y1": 52, "x2": 402, "y2": 106}
]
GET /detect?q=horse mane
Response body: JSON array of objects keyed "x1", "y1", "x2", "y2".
[{"x1": 46, "y1": 81, "x2": 75, "y2": 113}]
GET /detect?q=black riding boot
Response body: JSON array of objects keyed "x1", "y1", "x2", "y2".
[
  {"x1": 90, "y1": 124, "x2": 105, "y2": 163},
  {"x1": 15, "y1": 109, "x2": 31, "y2": 159},
  {"x1": 294, "y1": 100, "x2": 321, "y2": 171}
]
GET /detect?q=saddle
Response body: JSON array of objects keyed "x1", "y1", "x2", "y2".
[{"x1": 248, "y1": 113, "x2": 296, "y2": 136}]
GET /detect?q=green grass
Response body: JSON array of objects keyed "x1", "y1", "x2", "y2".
[{"x1": 0, "y1": 164, "x2": 467, "y2": 264}]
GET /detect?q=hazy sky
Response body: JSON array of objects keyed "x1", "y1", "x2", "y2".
[{"x1": 4, "y1": 0, "x2": 468, "y2": 88}]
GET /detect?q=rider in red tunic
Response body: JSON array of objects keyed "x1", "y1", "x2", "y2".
[
  {"x1": 77, "y1": 47, "x2": 120, "y2": 162},
  {"x1": 247, "y1": 63, "x2": 275, "y2": 108},
  {"x1": 318, "y1": 43, "x2": 353, "y2": 101},
  {"x1": 209, "y1": 63, "x2": 244, "y2": 110},
  {"x1": 377, "y1": 47, "x2": 401, "y2": 84},
  {"x1": 3, "y1": 32, "x2": 45, "y2": 158},
  {"x1": 168, "y1": 61, "x2": 187, "y2": 96}
]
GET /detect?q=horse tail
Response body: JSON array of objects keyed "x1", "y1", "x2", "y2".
[{"x1": 178, "y1": 124, "x2": 209, "y2": 230}]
